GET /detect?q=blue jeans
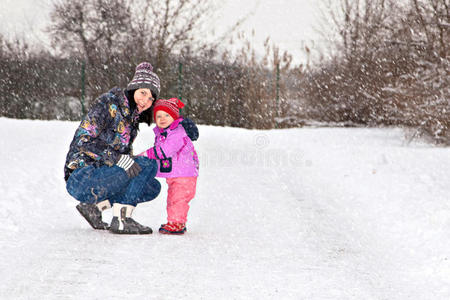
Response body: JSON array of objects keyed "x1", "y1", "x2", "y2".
[{"x1": 66, "y1": 157, "x2": 161, "y2": 206}]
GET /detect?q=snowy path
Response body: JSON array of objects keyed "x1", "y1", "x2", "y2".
[{"x1": 0, "y1": 118, "x2": 449, "y2": 299}]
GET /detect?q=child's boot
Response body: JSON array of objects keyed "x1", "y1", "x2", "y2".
[
  {"x1": 109, "y1": 204, "x2": 153, "y2": 234},
  {"x1": 159, "y1": 222, "x2": 187, "y2": 235}
]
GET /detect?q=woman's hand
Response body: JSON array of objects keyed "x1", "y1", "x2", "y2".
[{"x1": 116, "y1": 155, "x2": 142, "y2": 178}]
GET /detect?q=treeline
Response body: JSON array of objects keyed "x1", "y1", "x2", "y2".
[
  {"x1": 0, "y1": 0, "x2": 295, "y2": 129},
  {"x1": 0, "y1": 36, "x2": 293, "y2": 129},
  {"x1": 0, "y1": 43, "x2": 83, "y2": 120},
  {"x1": 303, "y1": 0, "x2": 449, "y2": 144},
  {"x1": 0, "y1": 0, "x2": 448, "y2": 144}
]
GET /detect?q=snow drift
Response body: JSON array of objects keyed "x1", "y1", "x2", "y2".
[{"x1": 0, "y1": 118, "x2": 449, "y2": 299}]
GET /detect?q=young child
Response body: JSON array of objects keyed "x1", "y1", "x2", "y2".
[{"x1": 140, "y1": 98, "x2": 199, "y2": 234}]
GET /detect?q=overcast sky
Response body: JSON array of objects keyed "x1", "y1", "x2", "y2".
[{"x1": 0, "y1": 0, "x2": 331, "y2": 65}]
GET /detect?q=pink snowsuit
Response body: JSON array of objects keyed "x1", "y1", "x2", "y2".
[{"x1": 146, "y1": 118, "x2": 199, "y2": 223}]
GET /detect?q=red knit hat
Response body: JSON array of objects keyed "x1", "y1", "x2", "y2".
[{"x1": 153, "y1": 98, "x2": 185, "y2": 120}]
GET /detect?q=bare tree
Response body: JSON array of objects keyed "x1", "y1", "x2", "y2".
[
  {"x1": 49, "y1": 0, "x2": 215, "y2": 66},
  {"x1": 48, "y1": 0, "x2": 217, "y2": 100},
  {"x1": 130, "y1": 0, "x2": 213, "y2": 69},
  {"x1": 321, "y1": 0, "x2": 395, "y2": 60},
  {"x1": 411, "y1": 0, "x2": 449, "y2": 57},
  {"x1": 302, "y1": 0, "x2": 449, "y2": 142},
  {"x1": 49, "y1": 0, "x2": 133, "y2": 65}
]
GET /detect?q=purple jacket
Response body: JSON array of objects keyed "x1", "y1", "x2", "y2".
[{"x1": 146, "y1": 118, "x2": 199, "y2": 178}]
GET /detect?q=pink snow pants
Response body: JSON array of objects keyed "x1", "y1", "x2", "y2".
[{"x1": 166, "y1": 177, "x2": 197, "y2": 223}]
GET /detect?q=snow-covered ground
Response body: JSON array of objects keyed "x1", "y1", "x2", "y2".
[{"x1": 0, "y1": 117, "x2": 449, "y2": 299}]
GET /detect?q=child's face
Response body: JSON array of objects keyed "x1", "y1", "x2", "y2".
[{"x1": 155, "y1": 110, "x2": 174, "y2": 128}]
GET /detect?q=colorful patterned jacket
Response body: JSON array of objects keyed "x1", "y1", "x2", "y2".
[{"x1": 64, "y1": 88, "x2": 140, "y2": 181}]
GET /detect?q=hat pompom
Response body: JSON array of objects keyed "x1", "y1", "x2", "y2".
[
  {"x1": 136, "y1": 62, "x2": 153, "y2": 72},
  {"x1": 173, "y1": 98, "x2": 185, "y2": 109}
]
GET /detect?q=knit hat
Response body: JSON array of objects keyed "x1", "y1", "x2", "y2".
[
  {"x1": 153, "y1": 98, "x2": 185, "y2": 120},
  {"x1": 126, "y1": 62, "x2": 160, "y2": 99}
]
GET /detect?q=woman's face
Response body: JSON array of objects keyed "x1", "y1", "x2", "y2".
[{"x1": 134, "y1": 88, "x2": 154, "y2": 113}]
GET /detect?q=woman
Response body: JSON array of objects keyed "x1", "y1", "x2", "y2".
[{"x1": 64, "y1": 62, "x2": 198, "y2": 234}]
